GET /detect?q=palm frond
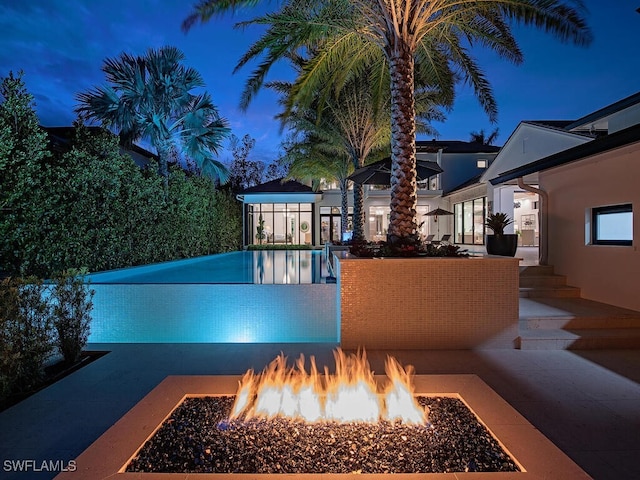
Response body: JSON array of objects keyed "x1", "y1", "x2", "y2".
[{"x1": 182, "y1": 0, "x2": 269, "y2": 32}]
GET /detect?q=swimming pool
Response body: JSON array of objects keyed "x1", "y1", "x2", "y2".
[
  {"x1": 87, "y1": 250, "x2": 328, "y2": 284},
  {"x1": 87, "y1": 250, "x2": 338, "y2": 343}
]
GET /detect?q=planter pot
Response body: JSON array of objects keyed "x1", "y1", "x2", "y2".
[{"x1": 486, "y1": 234, "x2": 518, "y2": 257}]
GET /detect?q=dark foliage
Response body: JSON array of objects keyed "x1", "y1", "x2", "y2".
[{"x1": 0, "y1": 72, "x2": 242, "y2": 277}]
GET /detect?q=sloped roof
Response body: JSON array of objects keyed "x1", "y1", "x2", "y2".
[
  {"x1": 43, "y1": 126, "x2": 158, "y2": 159},
  {"x1": 564, "y1": 91, "x2": 640, "y2": 131},
  {"x1": 239, "y1": 178, "x2": 317, "y2": 194},
  {"x1": 490, "y1": 123, "x2": 640, "y2": 185},
  {"x1": 523, "y1": 120, "x2": 577, "y2": 130},
  {"x1": 417, "y1": 139, "x2": 500, "y2": 154},
  {"x1": 443, "y1": 173, "x2": 483, "y2": 196}
]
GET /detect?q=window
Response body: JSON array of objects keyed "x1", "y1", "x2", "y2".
[
  {"x1": 248, "y1": 203, "x2": 313, "y2": 245},
  {"x1": 321, "y1": 206, "x2": 353, "y2": 244},
  {"x1": 592, "y1": 204, "x2": 633, "y2": 246},
  {"x1": 454, "y1": 197, "x2": 486, "y2": 245}
]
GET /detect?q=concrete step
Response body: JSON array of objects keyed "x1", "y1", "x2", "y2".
[
  {"x1": 519, "y1": 265, "x2": 554, "y2": 276},
  {"x1": 517, "y1": 297, "x2": 640, "y2": 350},
  {"x1": 520, "y1": 297, "x2": 640, "y2": 318},
  {"x1": 519, "y1": 274, "x2": 568, "y2": 288},
  {"x1": 522, "y1": 316, "x2": 640, "y2": 330},
  {"x1": 519, "y1": 286, "x2": 581, "y2": 298},
  {"x1": 518, "y1": 327, "x2": 640, "y2": 350}
]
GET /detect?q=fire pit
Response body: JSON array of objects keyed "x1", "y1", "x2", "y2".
[
  {"x1": 126, "y1": 351, "x2": 519, "y2": 474},
  {"x1": 55, "y1": 352, "x2": 591, "y2": 479}
]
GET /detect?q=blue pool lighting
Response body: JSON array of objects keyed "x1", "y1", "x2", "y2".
[{"x1": 86, "y1": 250, "x2": 338, "y2": 343}]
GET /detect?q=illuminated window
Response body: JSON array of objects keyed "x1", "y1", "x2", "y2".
[
  {"x1": 454, "y1": 197, "x2": 486, "y2": 245},
  {"x1": 591, "y1": 204, "x2": 632, "y2": 246}
]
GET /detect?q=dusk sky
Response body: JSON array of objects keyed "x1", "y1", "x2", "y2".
[{"x1": 1, "y1": 1, "x2": 639, "y2": 165}]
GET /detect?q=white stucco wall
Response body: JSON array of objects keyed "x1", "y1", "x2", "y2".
[
  {"x1": 482, "y1": 122, "x2": 592, "y2": 183},
  {"x1": 541, "y1": 142, "x2": 640, "y2": 311}
]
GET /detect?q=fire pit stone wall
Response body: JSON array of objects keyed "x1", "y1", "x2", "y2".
[{"x1": 334, "y1": 255, "x2": 520, "y2": 349}]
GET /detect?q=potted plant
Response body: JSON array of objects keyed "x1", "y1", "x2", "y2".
[
  {"x1": 485, "y1": 212, "x2": 518, "y2": 256},
  {"x1": 255, "y1": 214, "x2": 266, "y2": 245}
]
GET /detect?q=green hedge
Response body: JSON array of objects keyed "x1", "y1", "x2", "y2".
[{"x1": 0, "y1": 73, "x2": 242, "y2": 277}]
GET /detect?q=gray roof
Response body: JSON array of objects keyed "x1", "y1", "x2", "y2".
[
  {"x1": 564, "y1": 91, "x2": 640, "y2": 131},
  {"x1": 443, "y1": 173, "x2": 483, "y2": 196},
  {"x1": 417, "y1": 139, "x2": 500, "y2": 154},
  {"x1": 239, "y1": 178, "x2": 317, "y2": 194},
  {"x1": 490, "y1": 123, "x2": 640, "y2": 185}
]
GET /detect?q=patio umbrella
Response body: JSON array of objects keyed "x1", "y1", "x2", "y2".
[
  {"x1": 348, "y1": 157, "x2": 443, "y2": 185},
  {"x1": 424, "y1": 207, "x2": 454, "y2": 238}
]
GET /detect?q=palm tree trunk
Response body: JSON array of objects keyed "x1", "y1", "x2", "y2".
[
  {"x1": 351, "y1": 151, "x2": 366, "y2": 242},
  {"x1": 156, "y1": 145, "x2": 170, "y2": 200},
  {"x1": 340, "y1": 178, "x2": 349, "y2": 240},
  {"x1": 387, "y1": 42, "x2": 417, "y2": 244},
  {"x1": 352, "y1": 182, "x2": 365, "y2": 241}
]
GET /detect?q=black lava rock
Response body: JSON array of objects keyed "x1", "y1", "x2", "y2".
[{"x1": 126, "y1": 396, "x2": 520, "y2": 474}]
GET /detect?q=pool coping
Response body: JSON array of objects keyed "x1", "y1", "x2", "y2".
[{"x1": 54, "y1": 374, "x2": 591, "y2": 480}]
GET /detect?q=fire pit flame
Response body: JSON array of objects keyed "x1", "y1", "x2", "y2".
[{"x1": 230, "y1": 349, "x2": 428, "y2": 425}]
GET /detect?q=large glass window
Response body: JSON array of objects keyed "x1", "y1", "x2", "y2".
[
  {"x1": 248, "y1": 203, "x2": 313, "y2": 245},
  {"x1": 320, "y1": 206, "x2": 352, "y2": 244},
  {"x1": 473, "y1": 198, "x2": 486, "y2": 244},
  {"x1": 368, "y1": 206, "x2": 388, "y2": 242},
  {"x1": 454, "y1": 197, "x2": 487, "y2": 245},
  {"x1": 368, "y1": 205, "x2": 431, "y2": 242},
  {"x1": 592, "y1": 204, "x2": 632, "y2": 246}
]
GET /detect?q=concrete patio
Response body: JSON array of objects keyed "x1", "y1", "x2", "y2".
[{"x1": 0, "y1": 339, "x2": 638, "y2": 479}]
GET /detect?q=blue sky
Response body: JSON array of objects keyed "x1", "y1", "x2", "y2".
[{"x1": 1, "y1": 1, "x2": 639, "y2": 164}]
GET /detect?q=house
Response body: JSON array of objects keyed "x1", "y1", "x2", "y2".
[
  {"x1": 487, "y1": 92, "x2": 640, "y2": 311},
  {"x1": 236, "y1": 140, "x2": 499, "y2": 247},
  {"x1": 44, "y1": 126, "x2": 158, "y2": 168}
]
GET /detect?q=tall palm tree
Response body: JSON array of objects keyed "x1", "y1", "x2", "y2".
[
  {"x1": 275, "y1": 82, "x2": 355, "y2": 239},
  {"x1": 76, "y1": 46, "x2": 230, "y2": 197},
  {"x1": 470, "y1": 128, "x2": 500, "y2": 145},
  {"x1": 280, "y1": 130, "x2": 353, "y2": 239},
  {"x1": 272, "y1": 46, "x2": 447, "y2": 241},
  {"x1": 185, "y1": 0, "x2": 591, "y2": 242}
]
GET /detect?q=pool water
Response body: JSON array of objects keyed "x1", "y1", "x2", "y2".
[
  {"x1": 87, "y1": 250, "x2": 338, "y2": 344},
  {"x1": 88, "y1": 250, "x2": 328, "y2": 284}
]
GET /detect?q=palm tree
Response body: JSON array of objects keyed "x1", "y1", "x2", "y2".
[
  {"x1": 76, "y1": 46, "x2": 230, "y2": 197},
  {"x1": 276, "y1": 64, "x2": 393, "y2": 241},
  {"x1": 275, "y1": 87, "x2": 355, "y2": 240},
  {"x1": 185, "y1": 0, "x2": 591, "y2": 242},
  {"x1": 270, "y1": 45, "x2": 447, "y2": 241},
  {"x1": 470, "y1": 128, "x2": 500, "y2": 146}
]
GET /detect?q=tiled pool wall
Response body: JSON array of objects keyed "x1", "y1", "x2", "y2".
[{"x1": 89, "y1": 284, "x2": 338, "y2": 343}]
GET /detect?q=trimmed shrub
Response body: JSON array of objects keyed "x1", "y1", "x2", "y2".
[
  {"x1": 52, "y1": 270, "x2": 94, "y2": 366},
  {"x1": 0, "y1": 277, "x2": 54, "y2": 398}
]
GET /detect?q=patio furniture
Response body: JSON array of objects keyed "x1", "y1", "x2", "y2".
[
  {"x1": 432, "y1": 234, "x2": 451, "y2": 245},
  {"x1": 424, "y1": 234, "x2": 435, "y2": 244}
]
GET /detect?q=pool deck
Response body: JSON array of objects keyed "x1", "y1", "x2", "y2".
[{"x1": 0, "y1": 338, "x2": 638, "y2": 479}]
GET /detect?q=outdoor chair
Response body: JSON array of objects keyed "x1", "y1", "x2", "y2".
[
  {"x1": 432, "y1": 234, "x2": 451, "y2": 245},
  {"x1": 424, "y1": 234, "x2": 435, "y2": 244}
]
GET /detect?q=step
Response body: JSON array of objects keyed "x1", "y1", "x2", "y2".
[
  {"x1": 519, "y1": 265, "x2": 554, "y2": 276},
  {"x1": 519, "y1": 286, "x2": 581, "y2": 298},
  {"x1": 518, "y1": 328, "x2": 640, "y2": 350},
  {"x1": 519, "y1": 274, "x2": 568, "y2": 288},
  {"x1": 520, "y1": 297, "x2": 640, "y2": 318},
  {"x1": 522, "y1": 316, "x2": 640, "y2": 330}
]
